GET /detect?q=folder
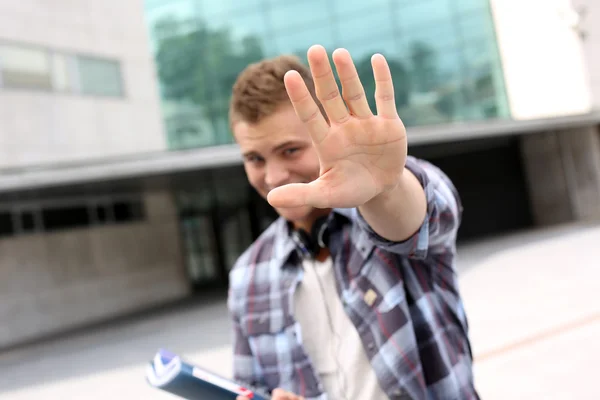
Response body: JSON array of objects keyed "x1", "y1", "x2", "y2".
[{"x1": 146, "y1": 348, "x2": 270, "y2": 400}]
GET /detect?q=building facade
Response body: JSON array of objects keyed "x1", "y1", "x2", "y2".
[
  {"x1": 0, "y1": 0, "x2": 189, "y2": 349},
  {"x1": 0, "y1": 0, "x2": 599, "y2": 349},
  {"x1": 144, "y1": 0, "x2": 512, "y2": 148}
]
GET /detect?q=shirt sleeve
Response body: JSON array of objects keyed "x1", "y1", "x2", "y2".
[
  {"x1": 227, "y1": 289, "x2": 268, "y2": 393},
  {"x1": 355, "y1": 156, "x2": 463, "y2": 259}
]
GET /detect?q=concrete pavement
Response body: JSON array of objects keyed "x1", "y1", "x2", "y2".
[{"x1": 0, "y1": 222, "x2": 599, "y2": 399}]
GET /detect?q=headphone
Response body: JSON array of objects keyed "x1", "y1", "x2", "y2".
[{"x1": 289, "y1": 216, "x2": 330, "y2": 259}]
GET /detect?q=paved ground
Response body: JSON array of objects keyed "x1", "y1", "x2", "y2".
[{"x1": 0, "y1": 222, "x2": 599, "y2": 399}]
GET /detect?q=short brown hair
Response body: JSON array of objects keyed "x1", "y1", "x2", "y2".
[{"x1": 228, "y1": 55, "x2": 322, "y2": 129}]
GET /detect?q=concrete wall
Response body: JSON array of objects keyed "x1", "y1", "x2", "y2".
[
  {"x1": 489, "y1": 0, "x2": 593, "y2": 119},
  {"x1": 0, "y1": 191, "x2": 190, "y2": 349},
  {"x1": 0, "y1": 0, "x2": 166, "y2": 168},
  {"x1": 571, "y1": 0, "x2": 600, "y2": 108},
  {"x1": 520, "y1": 126, "x2": 600, "y2": 226}
]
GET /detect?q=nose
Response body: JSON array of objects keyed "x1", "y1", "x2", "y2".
[{"x1": 264, "y1": 160, "x2": 290, "y2": 190}]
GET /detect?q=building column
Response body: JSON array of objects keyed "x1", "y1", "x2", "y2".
[{"x1": 520, "y1": 126, "x2": 600, "y2": 226}]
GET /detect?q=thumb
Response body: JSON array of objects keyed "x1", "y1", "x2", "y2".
[{"x1": 267, "y1": 180, "x2": 328, "y2": 209}]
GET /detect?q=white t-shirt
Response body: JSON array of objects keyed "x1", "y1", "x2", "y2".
[{"x1": 294, "y1": 256, "x2": 388, "y2": 400}]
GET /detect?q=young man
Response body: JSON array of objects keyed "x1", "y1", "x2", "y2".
[{"x1": 227, "y1": 45, "x2": 479, "y2": 400}]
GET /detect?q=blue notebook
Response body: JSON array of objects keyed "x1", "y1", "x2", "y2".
[{"x1": 146, "y1": 349, "x2": 270, "y2": 400}]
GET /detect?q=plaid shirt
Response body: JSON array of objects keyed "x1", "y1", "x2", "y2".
[{"x1": 227, "y1": 156, "x2": 479, "y2": 400}]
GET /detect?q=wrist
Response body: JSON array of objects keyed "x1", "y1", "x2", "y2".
[{"x1": 364, "y1": 168, "x2": 409, "y2": 207}]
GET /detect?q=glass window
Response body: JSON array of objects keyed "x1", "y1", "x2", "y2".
[
  {"x1": 208, "y1": 11, "x2": 270, "y2": 45},
  {"x1": 76, "y1": 56, "x2": 124, "y2": 97},
  {"x1": 152, "y1": 21, "x2": 208, "y2": 103},
  {"x1": 274, "y1": 24, "x2": 337, "y2": 60},
  {"x1": 145, "y1": 0, "x2": 198, "y2": 28},
  {"x1": 200, "y1": 0, "x2": 264, "y2": 18},
  {"x1": 399, "y1": 48, "x2": 465, "y2": 126},
  {"x1": 204, "y1": 12, "x2": 274, "y2": 103},
  {"x1": 42, "y1": 205, "x2": 91, "y2": 232},
  {"x1": 0, "y1": 44, "x2": 52, "y2": 89},
  {"x1": 163, "y1": 100, "x2": 218, "y2": 149},
  {"x1": 396, "y1": 0, "x2": 454, "y2": 29},
  {"x1": 461, "y1": 39, "x2": 508, "y2": 119},
  {"x1": 268, "y1": 1, "x2": 331, "y2": 32},
  {"x1": 454, "y1": 0, "x2": 489, "y2": 13},
  {"x1": 144, "y1": 0, "x2": 510, "y2": 150},
  {"x1": 457, "y1": 9, "x2": 496, "y2": 42},
  {"x1": 0, "y1": 212, "x2": 14, "y2": 238},
  {"x1": 341, "y1": 35, "x2": 400, "y2": 63},
  {"x1": 402, "y1": 20, "x2": 460, "y2": 56},
  {"x1": 205, "y1": 105, "x2": 233, "y2": 145},
  {"x1": 331, "y1": 0, "x2": 389, "y2": 14},
  {"x1": 339, "y1": 37, "x2": 407, "y2": 114},
  {"x1": 463, "y1": 38, "x2": 499, "y2": 72},
  {"x1": 19, "y1": 210, "x2": 37, "y2": 234},
  {"x1": 336, "y1": 9, "x2": 394, "y2": 43}
]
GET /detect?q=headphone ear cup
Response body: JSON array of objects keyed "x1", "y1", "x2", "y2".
[
  {"x1": 311, "y1": 216, "x2": 330, "y2": 249},
  {"x1": 290, "y1": 216, "x2": 330, "y2": 259}
]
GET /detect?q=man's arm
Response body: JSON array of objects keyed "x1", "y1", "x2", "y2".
[
  {"x1": 356, "y1": 157, "x2": 462, "y2": 258},
  {"x1": 358, "y1": 166, "x2": 427, "y2": 243}
]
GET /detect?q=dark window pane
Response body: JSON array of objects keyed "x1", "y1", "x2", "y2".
[
  {"x1": 21, "y1": 211, "x2": 36, "y2": 233},
  {"x1": 42, "y1": 206, "x2": 90, "y2": 232},
  {"x1": 113, "y1": 200, "x2": 145, "y2": 223},
  {"x1": 96, "y1": 205, "x2": 108, "y2": 223},
  {"x1": 0, "y1": 212, "x2": 14, "y2": 237}
]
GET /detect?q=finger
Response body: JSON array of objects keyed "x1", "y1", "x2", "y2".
[
  {"x1": 371, "y1": 53, "x2": 398, "y2": 119},
  {"x1": 284, "y1": 70, "x2": 330, "y2": 144},
  {"x1": 332, "y1": 48, "x2": 372, "y2": 119},
  {"x1": 307, "y1": 45, "x2": 350, "y2": 125},
  {"x1": 267, "y1": 180, "x2": 328, "y2": 209}
]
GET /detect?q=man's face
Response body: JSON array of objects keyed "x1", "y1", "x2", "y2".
[{"x1": 234, "y1": 105, "x2": 322, "y2": 225}]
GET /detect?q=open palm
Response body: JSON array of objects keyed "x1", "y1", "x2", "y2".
[{"x1": 267, "y1": 45, "x2": 408, "y2": 209}]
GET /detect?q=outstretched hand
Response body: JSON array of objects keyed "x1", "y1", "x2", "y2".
[{"x1": 267, "y1": 45, "x2": 408, "y2": 210}]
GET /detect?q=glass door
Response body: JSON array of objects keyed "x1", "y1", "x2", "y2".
[
  {"x1": 218, "y1": 206, "x2": 254, "y2": 273},
  {"x1": 176, "y1": 190, "x2": 224, "y2": 287},
  {"x1": 180, "y1": 213, "x2": 219, "y2": 282}
]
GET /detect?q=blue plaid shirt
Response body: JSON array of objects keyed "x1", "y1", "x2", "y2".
[{"x1": 227, "y1": 157, "x2": 479, "y2": 400}]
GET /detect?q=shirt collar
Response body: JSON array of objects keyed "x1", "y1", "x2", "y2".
[{"x1": 272, "y1": 208, "x2": 355, "y2": 268}]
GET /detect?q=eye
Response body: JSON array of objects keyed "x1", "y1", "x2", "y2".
[
  {"x1": 244, "y1": 154, "x2": 264, "y2": 164},
  {"x1": 283, "y1": 148, "x2": 299, "y2": 156}
]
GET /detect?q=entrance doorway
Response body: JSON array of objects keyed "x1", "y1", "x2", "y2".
[{"x1": 175, "y1": 167, "x2": 278, "y2": 290}]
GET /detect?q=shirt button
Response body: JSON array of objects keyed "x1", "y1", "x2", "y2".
[
  {"x1": 367, "y1": 341, "x2": 375, "y2": 350},
  {"x1": 391, "y1": 388, "x2": 404, "y2": 397}
]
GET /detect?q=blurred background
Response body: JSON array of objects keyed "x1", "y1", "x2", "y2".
[{"x1": 0, "y1": 0, "x2": 598, "y2": 399}]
